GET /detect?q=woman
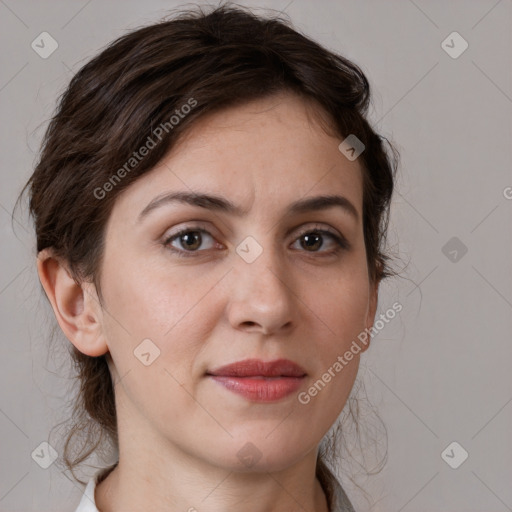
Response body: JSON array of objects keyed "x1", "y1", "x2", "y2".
[{"x1": 22, "y1": 4, "x2": 398, "y2": 511}]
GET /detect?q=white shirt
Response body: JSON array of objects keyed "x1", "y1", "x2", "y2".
[
  {"x1": 74, "y1": 473, "x2": 100, "y2": 512},
  {"x1": 74, "y1": 466, "x2": 355, "y2": 512}
]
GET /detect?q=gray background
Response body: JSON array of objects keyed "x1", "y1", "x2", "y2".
[{"x1": 1, "y1": 0, "x2": 511, "y2": 510}]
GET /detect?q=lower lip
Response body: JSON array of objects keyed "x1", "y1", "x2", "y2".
[{"x1": 209, "y1": 376, "x2": 304, "y2": 402}]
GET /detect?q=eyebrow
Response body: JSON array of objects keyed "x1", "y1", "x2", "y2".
[{"x1": 137, "y1": 191, "x2": 359, "y2": 223}]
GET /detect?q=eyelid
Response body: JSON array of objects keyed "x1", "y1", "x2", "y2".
[
  {"x1": 163, "y1": 221, "x2": 212, "y2": 240},
  {"x1": 293, "y1": 222, "x2": 342, "y2": 238}
]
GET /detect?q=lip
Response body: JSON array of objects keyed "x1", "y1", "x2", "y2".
[
  {"x1": 208, "y1": 358, "x2": 307, "y2": 378},
  {"x1": 206, "y1": 358, "x2": 306, "y2": 402}
]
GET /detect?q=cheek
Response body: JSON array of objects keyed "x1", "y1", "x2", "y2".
[
  {"x1": 100, "y1": 258, "x2": 226, "y2": 386},
  {"x1": 306, "y1": 262, "x2": 370, "y2": 343},
  {"x1": 101, "y1": 255, "x2": 217, "y2": 338},
  {"x1": 298, "y1": 261, "x2": 370, "y2": 403},
  {"x1": 100, "y1": 268, "x2": 220, "y2": 430}
]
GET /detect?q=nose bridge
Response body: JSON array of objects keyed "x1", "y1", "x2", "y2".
[{"x1": 227, "y1": 234, "x2": 296, "y2": 333}]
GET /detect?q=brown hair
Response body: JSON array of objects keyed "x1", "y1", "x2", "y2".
[{"x1": 18, "y1": 2, "x2": 398, "y2": 504}]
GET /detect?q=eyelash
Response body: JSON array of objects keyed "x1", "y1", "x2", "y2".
[{"x1": 163, "y1": 224, "x2": 350, "y2": 258}]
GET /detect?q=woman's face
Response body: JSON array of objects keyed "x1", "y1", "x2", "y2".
[{"x1": 96, "y1": 93, "x2": 378, "y2": 472}]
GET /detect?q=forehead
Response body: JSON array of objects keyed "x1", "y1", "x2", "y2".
[{"x1": 112, "y1": 93, "x2": 363, "y2": 223}]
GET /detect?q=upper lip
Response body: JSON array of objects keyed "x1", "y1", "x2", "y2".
[{"x1": 207, "y1": 358, "x2": 307, "y2": 378}]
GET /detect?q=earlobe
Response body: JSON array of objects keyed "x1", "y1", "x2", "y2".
[{"x1": 36, "y1": 248, "x2": 109, "y2": 357}]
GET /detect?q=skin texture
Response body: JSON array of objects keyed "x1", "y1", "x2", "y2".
[{"x1": 37, "y1": 92, "x2": 378, "y2": 512}]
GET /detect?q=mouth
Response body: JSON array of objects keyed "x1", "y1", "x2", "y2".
[{"x1": 206, "y1": 358, "x2": 307, "y2": 402}]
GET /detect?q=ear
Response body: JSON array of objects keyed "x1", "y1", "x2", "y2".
[
  {"x1": 361, "y1": 277, "x2": 380, "y2": 353},
  {"x1": 36, "y1": 248, "x2": 109, "y2": 357}
]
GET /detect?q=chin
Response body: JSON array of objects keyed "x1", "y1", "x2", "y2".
[{"x1": 206, "y1": 434, "x2": 317, "y2": 474}]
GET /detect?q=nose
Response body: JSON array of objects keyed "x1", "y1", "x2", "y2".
[{"x1": 226, "y1": 245, "x2": 297, "y2": 336}]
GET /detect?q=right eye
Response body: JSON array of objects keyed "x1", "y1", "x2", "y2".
[{"x1": 164, "y1": 227, "x2": 220, "y2": 257}]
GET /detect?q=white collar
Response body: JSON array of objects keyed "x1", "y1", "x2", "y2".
[{"x1": 74, "y1": 473, "x2": 99, "y2": 512}]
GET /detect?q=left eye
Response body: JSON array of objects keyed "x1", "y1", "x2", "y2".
[{"x1": 291, "y1": 229, "x2": 348, "y2": 253}]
